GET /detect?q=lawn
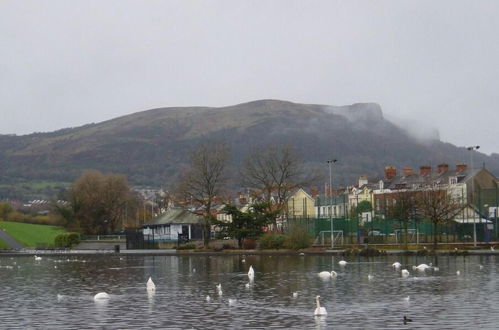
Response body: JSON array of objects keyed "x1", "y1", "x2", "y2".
[
  {"x1": 0, "y1": 221, "x2": 67, "y2": 248},
  {"x1": 0, "y1": 238, "x2": 10, "y2": 249}
]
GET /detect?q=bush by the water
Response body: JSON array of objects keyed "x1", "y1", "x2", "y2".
[
  {"x1": 242, "y1": 238, "x2": 257, "y2": 249},
  {"x1": 258, "y1": 233, "x2": 287, "y2": 249},
  {"x1": 177, "y1": 243, "x2": 196, "y2": 250},
  {"x1": 285, "y1": 227, "x2": 312, "y2": 250},
  {"x1": 54, "y1": 233, "x2": 80, "y2": 248}
]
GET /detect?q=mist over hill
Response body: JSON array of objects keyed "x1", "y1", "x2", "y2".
[{"x1": 0, "y1": 100, "x2": 497, "y2": 196}]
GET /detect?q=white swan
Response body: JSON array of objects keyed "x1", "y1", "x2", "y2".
[
  {"x1": 216, "y1": 283, "x2": 223, "y2": 296},
  {"x1": 93, "y1": 292, "x2": 110, "y2": 301},
  {"x1": 248, "y1": 265, "x2": 255, "y2": 281},
  {"x1": 314, "y1": 295, "x2": 327, "y2": 316},
  {"x1": 401, "y1": 269, "x2": 410, "y2": 277},
  {"x1": 338, "y1": 260, "x2": 347, "y2": 266},
  {"x1": 34, "y1": 255, "x2": 42, "y2": 261},
  {"x1": 412, "y1": 264, "x2": 431, "y2": 271},
  {"x1": 392, "y1": 262, "x2": 402, "y2": 268},
  {"x1": 292, "y1": 292, "x2": 298, "y2": 298},
  {"x1": 456, "y1": 270, "x2": 460, "y2": 275},
  {"x1": 206, "y1": 295, "x2": 211, "y2": 302},
  {"x1": 403, "y1": 296, "x2": 410, "y2": 302},
  {"x1": 245, "y1": 282, "x2": 250, "y2": 289},
  {"x1": 479, "y1": 265, "x2": 484, "y2": 270},
  {"x1": 318, "y1": 271, "x2": 337, "y2": 279},
  {"x1": 147, "y1": 277, "x2": 156, "y2": 292},
  {"x1": 228, "y1": 298, "x2": 237, "y2": 306},
  {"x1": 368, "y1": 274, "x2": 374, "y2": 281}
]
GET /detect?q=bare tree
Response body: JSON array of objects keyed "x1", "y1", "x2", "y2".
[
  {"x1": 177, "y1": 142, "x2": 230, "y2": 247},
  {"x1": 416, "y1": 188, "x2": 464, "y2": 250},
  {"x1": 385, "y1": 191, "x2": 418, "y2": 251},
  {"x1": 241, "y1": 144, "x2": 305, "y2": 227}
]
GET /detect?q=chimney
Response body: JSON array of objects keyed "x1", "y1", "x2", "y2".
[
  {"x1": 419, "y1": 165, "x2": 431, "y2": 176},
  {"x1": 456, "y1": 163, "x2": 467, "y2": 173},
  {"x1": 358, "y1": 175, "x2": 368, "y2": 187},
  {"x1": 403, "y1": 167, "x2": 414, "y2": 177},
  {"x1": 384, "y1": 166, "x2": 397, "y2": 180},
  {"x1": 310, "y1": 187, "x2": 319, "y2": 198},
  {"x1": 437, "y1": 163, "x2": 449, "y2": 174}
]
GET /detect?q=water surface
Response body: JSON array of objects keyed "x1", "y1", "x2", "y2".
[{"x1": 0, "y1": 254, "x2": 497, "y2": 329}]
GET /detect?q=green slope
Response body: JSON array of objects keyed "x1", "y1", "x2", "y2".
[{"x1": 0, "y1": 222, "x2": 67, "y2": 248}]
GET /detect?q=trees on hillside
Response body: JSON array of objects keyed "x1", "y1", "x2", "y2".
[
  {"x1": 59, "y1": 170, "x2": 137, "y2": 234},
  {"x1": 176, "y1": 142, "x2": 231, "y2": 247}
]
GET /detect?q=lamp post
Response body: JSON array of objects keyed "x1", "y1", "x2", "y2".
[
  {"x1": 327, "y1": 159, "x2": 338, "y2": 248},
  {"x1": 467, "y1": 145, "x2": 480, "y2": 247}
]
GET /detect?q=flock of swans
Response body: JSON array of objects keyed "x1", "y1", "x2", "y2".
[{"x1": 13, "y1": 254, "x2": 478, "y2": 318}]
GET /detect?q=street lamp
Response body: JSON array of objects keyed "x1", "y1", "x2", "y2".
[
  {"x1": 467, "y1": 145, "x2": 480, "y2": 247},
  {"x1": 327, "y1": 159, "x2": 338, "y2": 248}
]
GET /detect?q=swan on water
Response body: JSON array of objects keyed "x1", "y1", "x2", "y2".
[
  {"x1": 34, "y1": 255, "x2": 42, "y2": 261},
  {"x1": 314, "y1": 295, "x2": 327, "y2": 316},
  {"x1": 403, "y1": 296, "x2": 410, "y2": 302},
  {"x1": 245, "y1": 283, "x2": 250, "y2": 289},
  {"x1": 412, "y1": 264, "x2": 431, "y2": 271},
  {"x1": 401, "y1": 269, "x2": 410, "y2": 277},
  {"x1": 228, "y1": 298, "x2": 237, "y2": 307},
  {"x1": 206, "y1": 295, "x2": 211, "y2": 302},
  {"x1": 147, "y1": 277, "x2": 156, "y2": 292},
  {"x1": 479, "y1": 265, "x2": 484, "y2": 270},
  {"x1": 93, "y1": 292, "x2": 110, "y2": 301},
  {"x1": 248, "y1": 265, "x2": 255, "y2": 280},
  {"x1": 368, "y1": 274, "x2": 374, "y2": 281},
  {"x1": 216, "y1": 283, "x2": 223, "y2": 296},
  {"x1": 338, "y1": 260, "x2": 347, "y2": 266},
  {"x1": 456, "y1": 270, "x2": 460, "y2": 275},
  {"x1": 392, "y1": 262, "x2": 402, "y2": 268},
  {"x1": 293, "y1": 292, "x2": 298, "y2": 298},
  {"x1": 318, "y1": 271, "x2": 337, "y2": 279}
]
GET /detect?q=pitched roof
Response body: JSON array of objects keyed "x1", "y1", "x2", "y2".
[{"x1": 144, "y1": 208, "x2": 203, "y2": 226}]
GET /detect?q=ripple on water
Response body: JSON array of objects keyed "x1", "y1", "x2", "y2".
[{"x1": 0, "y1": 254, "x2": 498, "y2": 329}]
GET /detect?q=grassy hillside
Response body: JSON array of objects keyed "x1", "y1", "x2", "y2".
[
  {"x1": 0, "y1": 221, "x2": 67, "y2": 248},
  {"x1": 0, "y1": 99, "x2": 497, "y2": 195}
]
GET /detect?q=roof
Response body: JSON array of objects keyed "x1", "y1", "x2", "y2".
[{"x1": 144, "y1": 208, "x2": 203, "y2": 226}]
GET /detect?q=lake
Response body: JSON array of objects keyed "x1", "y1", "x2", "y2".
[{"x1": 0, "y1": 253, "x2": 498, "y2": 329}]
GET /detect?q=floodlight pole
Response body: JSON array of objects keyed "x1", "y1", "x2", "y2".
[
  {"x1": 467, "y1": 145, "x2": 480, "y2": 247},
  {"x1": 327, "y1": 159, "x2": 338, "y2": 248}
]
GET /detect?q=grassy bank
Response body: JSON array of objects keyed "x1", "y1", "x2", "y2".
[
  {"x1": 0, "y1": 221, "x2": 67, "y2": 248},
  {"x1": 0, "y1": 239, "x2": 10, "y2": 249}
]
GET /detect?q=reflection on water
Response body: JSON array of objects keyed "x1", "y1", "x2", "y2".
[{"x1": 0, "y1": 254, "x2": 498, "y2": 329}]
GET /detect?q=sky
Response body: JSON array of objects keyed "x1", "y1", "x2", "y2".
[{"x1": 1, "y1": 0, "x2": 498, "y2": 154}]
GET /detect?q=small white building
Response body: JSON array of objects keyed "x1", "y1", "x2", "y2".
[{"x1": 142, "y1": 208, "x2": 204, "y2": 241}]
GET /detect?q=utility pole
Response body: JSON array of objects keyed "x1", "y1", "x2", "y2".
[
  {"x1": 467, "y1": 145, "x2": 480, "y2": 247},
  {"x1": 327, "y1": 159, "x2": 338, "y2": 248}
]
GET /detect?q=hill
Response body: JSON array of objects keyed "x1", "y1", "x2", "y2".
[{"x1": 0, "y1": 99, "x2": 497, "y2": 198}]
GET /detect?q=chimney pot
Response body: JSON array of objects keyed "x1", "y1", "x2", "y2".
[
  {"x1": 419, "y1": 165, "x2": 432, "y2": 176},
  {"x1": 384, "y1": 166, "x2": 397, "y2": 180},
  {"x1": 437, "y1": 163, "x2": 449, "y2": 174},
  {"x1": 456, "y1": 163, "x2": 467, "y2": 173}
]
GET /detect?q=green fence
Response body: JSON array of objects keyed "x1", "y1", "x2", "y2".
[{"x1": 285, "y1": 217, "x2": 497, "y2": 246}]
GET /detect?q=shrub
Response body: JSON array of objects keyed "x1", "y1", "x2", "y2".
[
  {"x1": 222, "y1": 243, "x2": 235, "y2": 249},
  {"x1": 285, "y1": 226, "x2": 312, "y2": 250},
  {"x1": 242, "y1": 238, "x2": 257, "y2": 250},
  {"x1": 177, "y1": 243, "x2": 196, "y2": 250},
  {"x1": 54, "y1": 233, "x2": 80, "y2": 248},
  {"x1": 258, "y1": 233, "x2": 287, "y2": 250}
]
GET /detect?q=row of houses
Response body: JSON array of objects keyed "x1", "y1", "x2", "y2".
[
  {"x1": 287, "y1": 163, "x2": 499, "y2": 222},
  {"x1": 139, "y1": 163, "x2": 499, "y2": 243}
]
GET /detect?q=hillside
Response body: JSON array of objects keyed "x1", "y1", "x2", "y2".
[{"x1": 0, "y1": 99, "x2": 498, "y2": 197}]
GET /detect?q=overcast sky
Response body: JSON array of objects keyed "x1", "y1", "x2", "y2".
[{"x1": 1, "y1": 0, "x2": 498, "y2": 154}]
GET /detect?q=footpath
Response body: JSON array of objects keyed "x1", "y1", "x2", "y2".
[{"x1": 0, "y1": 229, "x2": 24, "y2": 250}]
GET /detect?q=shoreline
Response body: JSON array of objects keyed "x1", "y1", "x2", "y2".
[{"x1": 1, "y1": 248, "x2": 499, "y2": 257}]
